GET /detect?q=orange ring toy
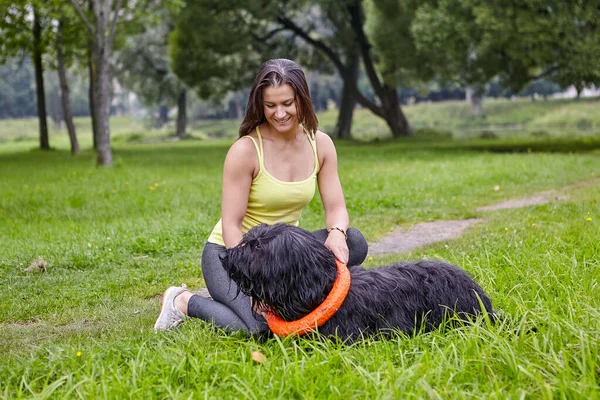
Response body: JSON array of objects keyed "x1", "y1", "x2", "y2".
[{"x1": 265, "y1": 260, "x2": 351, "y2": 336}]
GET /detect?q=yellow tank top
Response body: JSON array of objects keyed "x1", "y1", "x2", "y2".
[{"x1": 207, "y1": 127, "x2": 320, "y2": 246}]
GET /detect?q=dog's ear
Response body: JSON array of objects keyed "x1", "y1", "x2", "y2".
[{"x1": 245, "y1": 237, "x2": 262, "y2": 250}]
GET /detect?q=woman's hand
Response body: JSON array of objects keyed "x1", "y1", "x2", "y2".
[{"x1": 324, "y1": 229, "x2": 349, "y2": 264}]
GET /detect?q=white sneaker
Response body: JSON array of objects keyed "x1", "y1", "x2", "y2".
[{"x1": 154, "y1": 284, "x2": 188, "y2": 332}]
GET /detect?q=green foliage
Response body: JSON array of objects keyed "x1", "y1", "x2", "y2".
[
  {"x1": 116, "y1": 18, "x2": 182, "y2": 108},
  {"x1": 169, "y1": 0, "x2": 269, "y2": 99},
  {"x1": 0, "y1": 1, "x2": 32, "y2": 62},
  {"x1": 411, "y1": 0, "x2": 600, "y2": 91},
  {"x1": 365, "y1": 0, "x2": 432, "y2": 86},
  {"x1": 0, "y1": 1, "x2": 87, "y2": 69}
]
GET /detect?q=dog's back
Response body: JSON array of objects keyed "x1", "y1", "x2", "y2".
[{"x1": 320, "y1": 260, "x2": 494, "y2": 340}]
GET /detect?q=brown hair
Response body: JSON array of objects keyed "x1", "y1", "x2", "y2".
[{"x1": 239, "y1": 59, "x2": 318, "y2": 137}]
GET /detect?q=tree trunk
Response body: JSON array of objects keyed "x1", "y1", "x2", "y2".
[
  {"x1": 94, "y1": 57, "x2": 112, "y2": 166},
  {"x1": 51, "y1": 89, "x2": 63, "y2": 130},
  {"x1": 92, "y1": 38, "x2": 112, "y2": 166},
  {"x1": 158, "y1": 104, "x2": 168, "y2": 128},
  {"x1": 227, "y1": 98, "x2": 242, "y2": 119},
  {"x1": 57, "y1": 19, "x2": 79, "y2": 155},
  {"x1": 87, "y1": 0, "x2": 98, "y2": 149},
  {"x1": 379, "y1": 85, "x2": 411, "y2": 137},
  {"x1": 575, "y1": 83, "x2": 583, "y2": 99},
  {"x1": 176, "y1": 88, "x2": 187, "y2": 139},
  {"x1": 333, "y1": 49, "x2": 359, "y2": 139},
  {"x1": 466, "y1": 87, "x2": 483, "y2": 116},
  {"x1": 33, "y1": 6, "x2": 49, "y2": 150},
  {"x1": 346, "y1": 1, "x2": 411, "y2": 137}
]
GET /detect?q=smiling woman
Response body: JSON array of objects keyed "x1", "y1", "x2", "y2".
[
  {"x1": 154, "y1": 59, "x2": 368, "y2": 335},
  {"x1": 263, "y1": 85, "x2": 297, "y2": 134}
]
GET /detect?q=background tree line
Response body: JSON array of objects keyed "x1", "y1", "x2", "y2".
[{"x1": 1, "y1": 0, "x2": 599, "y2": 166}]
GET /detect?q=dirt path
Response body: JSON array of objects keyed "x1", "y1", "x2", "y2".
[
  {"x1": 368, "y1": 219, "x2": 483, "y2": 256},
  {"x1": 367, "y1": 179, "x2": 598, "y2": 256}
]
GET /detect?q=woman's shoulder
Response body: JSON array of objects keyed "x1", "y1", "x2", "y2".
[
  {"x1": 315, "y1": 130, "x2": 336, "y2": 152},
  {"x1": 225, "y1": 135, "x2": 259, "y2": 170},
  {"x1": 229, "y1": 134, "x2": 258, "y2": 154},
  {"x1": 314, "y1": 130, "x2": 337, "y2": 168}
]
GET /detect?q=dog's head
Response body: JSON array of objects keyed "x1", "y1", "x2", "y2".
[{"x1": 220, "y1": 223, "x2": 338, "y2": 320}]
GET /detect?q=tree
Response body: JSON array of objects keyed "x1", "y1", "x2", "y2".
[
  {"x1": 169, "y1": 1, "x2": 267, "y2": 100},
  {"x1": 1, "y1": 2, "x2": 50, "y2": 149},
  {"x1": 55, "y1": 16, "x2": 79, "y2": 154},
  {"x1": 2, "y1": 1, "x2": 86, "y2": 154},
  {"x1": 43, "y1": 1, "x2": 89, "y2": 154},
  {"x1": 170, "y1": 0, "x2": 413, "y2": 138},
  {"x1": 521, "y1": 79, "x2": 562, "y2": 101},
  {"x1": 116, "y1": 18, "x2": 188, "y2": 137},
  {"x1": 31, "y1": 5, "x2": 49, "y2": 149},
  {"x1": 410, "y1": 0, "x2": 600, "y2": 105},
  {"x1": 273, "y1": 0, "x2": 414, "y2": 137},
  {"x1": 70, "y1": 0, "x2": 125, "y2": 166}
]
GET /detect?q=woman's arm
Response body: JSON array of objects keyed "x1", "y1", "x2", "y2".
[
  {"x1": 221, "y1": 138, "x2": 258, "y2": 248},
  {"x1": 316, "y1": 131, "x2": 350, "y2": 263}
]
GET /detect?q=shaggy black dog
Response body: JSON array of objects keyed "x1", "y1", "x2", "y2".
[{"x1": 221, "y1": 223, "x2": 494, "y2": 341}]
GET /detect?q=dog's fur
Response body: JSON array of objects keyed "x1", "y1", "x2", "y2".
[{"x1": 221, "y1": 223, "x2": 494, "y2": 341}]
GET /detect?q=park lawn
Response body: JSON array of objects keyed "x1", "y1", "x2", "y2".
[
  {"x1": 1, "y1": 96, "x2": 599, "y2": 149},
  {"x1": 0, "y1": 132, "x2": 599, "y2": 397}
]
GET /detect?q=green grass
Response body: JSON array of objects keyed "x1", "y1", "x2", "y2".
[{"x1": 1, "y1": 100, "x2": 599, "y2": 398}]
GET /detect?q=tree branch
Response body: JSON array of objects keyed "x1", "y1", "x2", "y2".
[
  {"x1": 108, "y1": 0, "x2": 124, "y2": 45},
  {"x1": 530, "y1": 64, "x2": 561, "y2": 80},
  {"x1": 276, "y1": 12, "x2": 346, "y2": 74},
  {"x1": 141, "y1": 50, "x2": 168, "y2": 76},
  {"x1": 346, "y1": 1, "x2": 383, "y2": 95},
  {"x1": 276, "y1": 10, "x2": 383, "y2": 117},
  {"x1": 250, "y1": 27, "x2": 288, "y2": 43},
  {"x1": 70, "y1": 0, "x2": 95, "y2": 35},
  {"x1": 351, "y1": 86, "x2": 384, "y2": 117}
]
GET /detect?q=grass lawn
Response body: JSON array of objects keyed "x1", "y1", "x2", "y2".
[{"x1": 0, "y1": 100, "x2": 599, "y2": 398}]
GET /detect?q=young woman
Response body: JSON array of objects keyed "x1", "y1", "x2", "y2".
[{"x1": 155, "y1": 59, "x2": 368, "y2": 333}]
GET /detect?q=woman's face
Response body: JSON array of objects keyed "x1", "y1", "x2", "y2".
[{"x1": 262, "y1": 84, "x2": 299, "y2": 135}]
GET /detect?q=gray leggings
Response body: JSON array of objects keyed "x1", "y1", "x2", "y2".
[{"x1": 188, "y1": 228, "x2": 368, "y2": 333}]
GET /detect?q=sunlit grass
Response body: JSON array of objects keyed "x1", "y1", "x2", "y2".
[{"x1": 0, "y1": 109, "x2": 599, "y2": 397}]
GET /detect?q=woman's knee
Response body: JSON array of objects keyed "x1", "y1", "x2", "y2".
[{"x1": 347, "y1": 228, "x2": 368, "y2": 266}]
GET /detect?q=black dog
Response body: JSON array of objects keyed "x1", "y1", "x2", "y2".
[{"x1": 221, "y1": 223, "x2": 494, "y2": 341}]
